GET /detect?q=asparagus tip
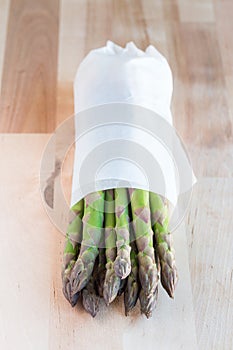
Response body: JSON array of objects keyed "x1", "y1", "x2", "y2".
[
  {"x1": 139, "y1": 287, "x2": 158, "y2": 319},
  {"x1": 103, "y1": 269, "x2": 121, "y2": 305},
  {"x1": 124, "y1": 279, "x2": 140, "y2": 316},
  {"x1": 70, "y1": 260, "x2": 91, "y2": 294},
  {"x1": 62, "y1": 278, "x2": 80, "y2": 307},
  {"x1": 70, "y1": 293, "x2": 80, "y2": 307},
  {"x1": 114, "y1": 256, "x2": 131, "y2": 279},
  {"x1": 144, "y1": 311, "x2": 152, "y2": 319},
  {"x1": 161, "y1": 264, "x2": 178, "y2": 299},
  {"x1": 124, "y1": 301, "x2": 138, "y2": 316},
  {"x1": 82, "y1": 289, "x2": 100, "y2": 317}
]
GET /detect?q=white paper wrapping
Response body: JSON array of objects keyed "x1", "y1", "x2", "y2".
[
  {"x1": 74, "y1": 41, "x2": 173, "y2": 123},
  {"x1": 71, "y1": 41, "x2": 196, "y2": 219}
]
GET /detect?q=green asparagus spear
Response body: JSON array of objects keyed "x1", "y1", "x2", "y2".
[
  {"x1": 129, "y1": 189, "x2": 159, "y2": 297},
  {"x1": 62, "y1": 200, "x2": 84, "y2": 270},
  {"x1": 124, "y1": 240, "x2": 140, "y2": 315},
  {"x1": 82, "y1": 262, "x2": 100, "y2": 317},
  {"x1": 150, "y1": 192, "x2": 178, "y2": 298},
  {"x1": 61, "y1": 199, "x2": 84, "y2": 306},
  {"x1": 114, "y1": 188, "x2": 131, "y2": 279},
  {"x1": 139, "y1": 242, "x2": 160, "y2": 318},
  {"x1": 70, "y1": 191, "x2": 105, "y2": 294},
  {"x1": 103, "y1": 189, "x2": 121, "y2": 305},
  {"x1": 139, "y1": 288, "x2": 158, "y2": 319},
  {"x1": 62, "y1": 260, "x2": 80, "y2": 307}
]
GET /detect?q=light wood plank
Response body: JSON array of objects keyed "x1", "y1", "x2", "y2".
[
  {"x1": 187, "y1": 144, "x2": 233, "y2": 178},
  {"x1": 178, "y1": 0, "x2": 215, "y2": 23},
  {"x1": 57, "y1": 0, "x2": 167, "y2": 124},
  {"x1": 56, "y1": 82, "x2": 74, "y2": 126},
  {"x1": 163, "y1": 9, "x2": 233, "y2": 177},
  {"x1": 165, "y1": 20, "x2": 230, "y2": 148},
  {"x1": 0, "y1": 0, "x2": 59, "y2": 132},
  {"x1": 110, "y1": 0, "x2": 150, "y2": 49},
  {"x1": 58, "y1": 0, "x2": 87, "y2": 82},
  {"x1": 177, "y1": 23, "x2": 230, "y2": 149},
  {"x1": 186, "y1": 178, "x2": 233, "y2": 349},
  {"x1": 215, "y1": 1, "x2": 233, "y2": 123},
  {"x1": 83, "y1": 0, "x2": 151, "y2": 54},
  {"x1": 57, "y1": 0, "x2": 150, "y2": 84},
  {"x1": 0, "y1": 0, "x2": 10, "y2": 92},
  {"x1": 140, "y1": 0, "x2": 168, "y2": 57},
  {"x1": 0, "y1": 135, "x2": 53, "y2": 349}
]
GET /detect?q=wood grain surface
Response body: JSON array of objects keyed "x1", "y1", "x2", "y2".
[
  {"x1": 0, "y1": 0, "x2": 59, "y2": 132},
  {"x1": 187, "y1": 179, "x2": 233, "y2": 350},
  {"x1": 0, "y1": 0, "x2": 10, "y2": 92},
  {"x1": 0, "y1": 1, "x2": 233, "y2": 349}
]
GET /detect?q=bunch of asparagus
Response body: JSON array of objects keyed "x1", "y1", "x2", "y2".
[{"x1": 61, "y1": 188, "x2": 178, "y2": 318}]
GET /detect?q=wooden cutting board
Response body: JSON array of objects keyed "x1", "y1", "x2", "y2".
[{"x1": 0, "y1": 134, "x2": 232, "y2": 349}]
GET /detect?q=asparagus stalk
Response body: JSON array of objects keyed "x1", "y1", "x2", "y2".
[
  {"x1": 114, "y1": 188, "x2": 131, "y2": 279},
  {"x1": 129, "y1": 189, "x2": 159, "y2": 298},
  {"x1": 62, "y1": 260, "x2": 80, "y2": 307},
  {"x1": 95, "y1": 247, "x2": 106, "y2": 297},
  {"x1": 62, "y1": 200, "x2": 84, "y2": 270},
  {"x1": 124, "y1": 240, "x2": 140, "y2": 315},
  {"x1": 61, "y1": 199, "x2": 84, "y2": 306},
  {"x1": 139, "y1": 288, "x2": 158, "y2": 319},
  {"x1": 82, "y1": 262, "x2": 100, "y2": 317},
  {"x1": 139, "y1": 242, "x2": 160, "y2": 318},
  {"x1": 70, "y1": 191, "x2": 105, "y2": 294},
  {"x1": 150, "y1": 192, "x2": 178, "y2": 298},
  {"x1": 103, "y1": 189, "x2": 121, "y2": 305}
]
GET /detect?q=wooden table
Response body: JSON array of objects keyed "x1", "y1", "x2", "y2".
[{"x1": 0, "y1": 1, "x2": 232, "y2": 349}]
